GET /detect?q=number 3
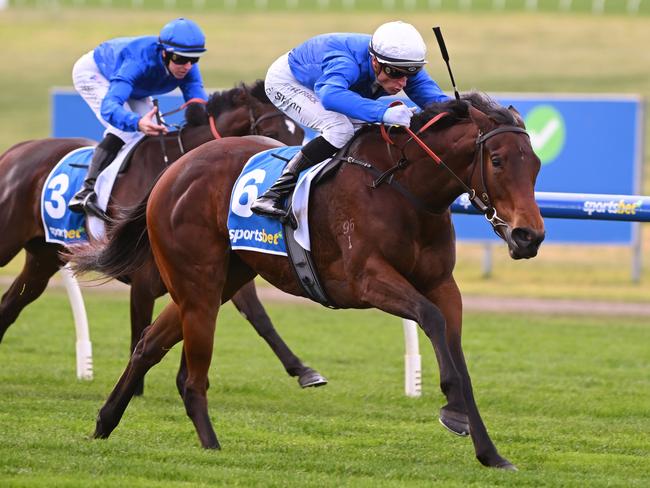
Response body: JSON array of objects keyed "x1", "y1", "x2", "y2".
[{"x1": 44, "y1": 173, "x2": 70, "y2": 219}]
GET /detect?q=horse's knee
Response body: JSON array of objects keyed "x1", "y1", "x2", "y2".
[{"x1": 131, "y1": 335, "x2": 166, "y2": 370}]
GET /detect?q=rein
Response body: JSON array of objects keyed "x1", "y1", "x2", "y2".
[
  {"x1": 365, "y1": 109, "x2": 529, "y2": 235},
  {"x1": 152, "y1": 95, "x2": 292, "y2": 165},
  {"x1": 160, "y1": 97, "x2": 222, "y2": 140}
]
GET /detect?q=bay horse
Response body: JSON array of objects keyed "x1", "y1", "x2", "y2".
[
  {"x1": 0, "y1": 81, "x2": 327, "y2": 394},
  {"x1": 68, "y1": 93, "x2": 545, "y2": 469}
]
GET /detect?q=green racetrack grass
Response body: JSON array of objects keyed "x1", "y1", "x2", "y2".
[{"x1": 0, "y1": 291, "x2": 649, "y2": 486}]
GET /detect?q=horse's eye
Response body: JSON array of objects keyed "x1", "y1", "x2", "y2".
[{"x1": 491, "y1": 155, "x2": 503, "y2": 168}]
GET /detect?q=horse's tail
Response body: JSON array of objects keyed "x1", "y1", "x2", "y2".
[{"x1": 65, "y1": 192, "x2": 153, "y2": 281}]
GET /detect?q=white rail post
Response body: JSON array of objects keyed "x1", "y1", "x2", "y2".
[
  {"x1": 60, "y1": 264, "x2": 93, "y2": 380},
  {"x1": 403, "y1": 319, "x2": 422, "y2": 397}
]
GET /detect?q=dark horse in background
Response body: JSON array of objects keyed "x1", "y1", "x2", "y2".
[
  {"x1": 0, "y1": 80, "x2": 327, "y2": 394},
  {"x1": 69, "y1": 93, "x2": 545, "y2": 469}
]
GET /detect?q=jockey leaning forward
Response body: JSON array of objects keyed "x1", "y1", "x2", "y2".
[
  {"x1": 251, "y1": 20, "x2": 452, "y2": 219},
  {"x1": 68, "y1": 17, "x2": 208, "y2": 219}
]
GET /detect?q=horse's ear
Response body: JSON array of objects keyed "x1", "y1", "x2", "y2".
[
  {"x1": 468, "y1": 105, "x2": 493, "y2": 134},
  {"x1": 507, "y1": 105, "x2": 526, "y2": 128},
  {"x1": 232, "y1": 86, "x2": 249, "y2": 106},
  {"x1": 185, "y1": 102, "x2": 208, "y2": 127}
]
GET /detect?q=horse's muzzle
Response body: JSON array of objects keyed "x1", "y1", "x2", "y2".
[{"x1": 505, "y1": 226, "x2": 545, "y2": 260}]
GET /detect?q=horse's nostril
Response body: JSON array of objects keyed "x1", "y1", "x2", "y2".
[{"x1": 511, "y1": 227, "x2": 545, "y2": 248}]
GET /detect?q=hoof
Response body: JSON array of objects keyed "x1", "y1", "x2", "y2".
[
  {"x1": 298, "y1": 368, "x2": 328, "y2": 388},
  {"x1": 93, "y1": 411, "x2": 115, "y2": 439},
  {"x1": 439, "y1": 407, "x2": 470, "y2": 436},
  {"x1": 93, "y1": 420, "x2": 110, "y2": 439},
  {"x1": 495, "y1": 460, "x2": 518, "y2": 471},
  {"x1": 479, "y1": 454, "x2": 518, "y2": 471},
  {"x1": 476, "y1": 451, "x2": 519, "y2": 471},
  {"x1": 205, "y1": 442, "x2": 221, "y2": 450}
]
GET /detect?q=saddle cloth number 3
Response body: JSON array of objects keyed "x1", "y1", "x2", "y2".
[{"x1": 44, "y1": 173, "x2": 71, "y2": 220}]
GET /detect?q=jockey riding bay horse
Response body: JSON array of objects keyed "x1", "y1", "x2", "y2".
[
  {"x1": 0, "y1": 80, "x2": 328, "y2": 394},
  {"x1": 69, "y1": 93, "x2": 545, "y2": 469}
]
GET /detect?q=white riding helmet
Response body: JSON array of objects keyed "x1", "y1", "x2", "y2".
[{"x1": 369, "y1": 21, "x2": 427, "y2": 67}]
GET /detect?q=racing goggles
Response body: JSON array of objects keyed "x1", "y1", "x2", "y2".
[
  {"x1": 168, "y1": 52, "x2": 200, "y2": 65},
  {"x1": 381, "y1": 63, "x2": 422, "y2": 79}
]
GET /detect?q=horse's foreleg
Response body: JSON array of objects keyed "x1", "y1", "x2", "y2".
[
  {"x1": 429, "y1": 279, "x2": 516, "y2": 470},
  {"x1": 94, "y1": 301, "x2": 182, "y2": 440},
  {"x1": 0, "y1": 243, "x2": 61, "y2": 342},
  {"x1": 231, "y1": 281, "x2": 327, "y2": 388},
  {"x1": 356, "y1": 262, "x2": 465, "y2": 412}
]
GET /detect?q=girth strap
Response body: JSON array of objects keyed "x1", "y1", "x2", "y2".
[{"x1": 282, "y1": 219, "x2": 337, "y2": 309}]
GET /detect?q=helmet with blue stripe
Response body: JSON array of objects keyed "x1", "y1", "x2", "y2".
[{"x1": 159, "y1": 18, "x2": 206, "y2": 57}]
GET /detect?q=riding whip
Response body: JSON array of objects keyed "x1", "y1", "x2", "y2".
[
  {"x1": 432, "y1": 27, "x2": 460, "y2": 102},
  {"x1": 153, "y1": 99, "x2": 170, "y2": 166}
]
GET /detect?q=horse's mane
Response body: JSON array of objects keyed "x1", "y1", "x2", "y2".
[
  {"x1": 410, "y1": 91, "x2": 517, "y2": 132},
  {"x1": 185, "y1": 80, "x2": 270, "y2": 128},
  {"x1": 206, "y1": 79, "x2": 268, "y2": 117}
]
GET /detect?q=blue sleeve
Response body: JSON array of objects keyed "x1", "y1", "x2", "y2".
[
  {"x1": 314, "y1": 53, "x2": 388, "y2": 123},
  {"x1": 179, "y1": 67, "x2": 208, "y2": 102},
  {"x1": 100, "y1": 79, "x2": 141, "y2": 132},
  {"x1": 403, "y1": 71, "x2": 451, "y2": 110}
]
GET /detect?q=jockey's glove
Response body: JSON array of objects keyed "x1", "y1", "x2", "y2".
[{"x1": 382, "y1": 104, "x2": 416, "y2": 127}]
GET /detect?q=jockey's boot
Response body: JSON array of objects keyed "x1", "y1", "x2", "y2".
[
  {"x1": 251, "y1": 136, "x2": 339, "y2": 219},
  {"x1": 251, "y1": 151, "x2": 313, "y2": 218},
  {"x1": 69, "y1": 134, "x2": 124, "y2": 221}
]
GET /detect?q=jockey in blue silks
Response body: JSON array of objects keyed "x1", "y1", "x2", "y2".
[
  {"x1": 251, "y1": 20, "x2": 452, "y2": 219},
  {"x1": 69, "y1": 17, "x2": 208, "y2": 219}
]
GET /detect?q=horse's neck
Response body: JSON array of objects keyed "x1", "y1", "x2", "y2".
[
  {"x1": 179, "y1": 125, "x2": 217, "y2": 153},
  {"x1": 351, "y1": 127, "x2": 476, "y2": 213}
]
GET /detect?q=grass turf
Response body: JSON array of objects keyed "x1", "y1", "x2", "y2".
[{"x1": 0, "y1": 290, "x2": 648, "y2": 486}]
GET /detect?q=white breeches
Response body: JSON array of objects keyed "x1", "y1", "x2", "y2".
[
  {"x1": 72, "y1": 51, "x2": 153, "y2": 144},
  {"x1": 264, "y1": 53, "x2": 365, "y2": 148}
]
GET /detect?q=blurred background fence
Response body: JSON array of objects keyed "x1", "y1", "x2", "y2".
[{"x1": 4, "y1": 0, "x2": 650, "y2": 15}]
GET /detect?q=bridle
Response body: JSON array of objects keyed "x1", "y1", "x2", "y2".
[
  {"x1": 248, "y1": 110, "x2": 286, "y2": 135},
  {"x1": 240, "y1": 85, "x2": 290, "y2": 136},
  {"x1": 468, "y1": 125, "x2": 529, "y2": 233},
  {"x1": 348, "y1": 107, "x2": 529, "y2": 237}
]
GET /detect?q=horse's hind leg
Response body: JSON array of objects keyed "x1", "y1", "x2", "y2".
[
  {"x1": 0, "y1": 240, "x2": 62, "y2": 342},
  {"x1": 94, "y1": 301, "x2": 183, "y2": 440},
  {"x1": 177, "y1": 299, "x2": 221, "y2": 449},
  {"x1": 231, "y1": 281, "x2": 327, "y2": 388},
  {"x1": 128, "y1": 261, "x2": 167, "y2": 396}
]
